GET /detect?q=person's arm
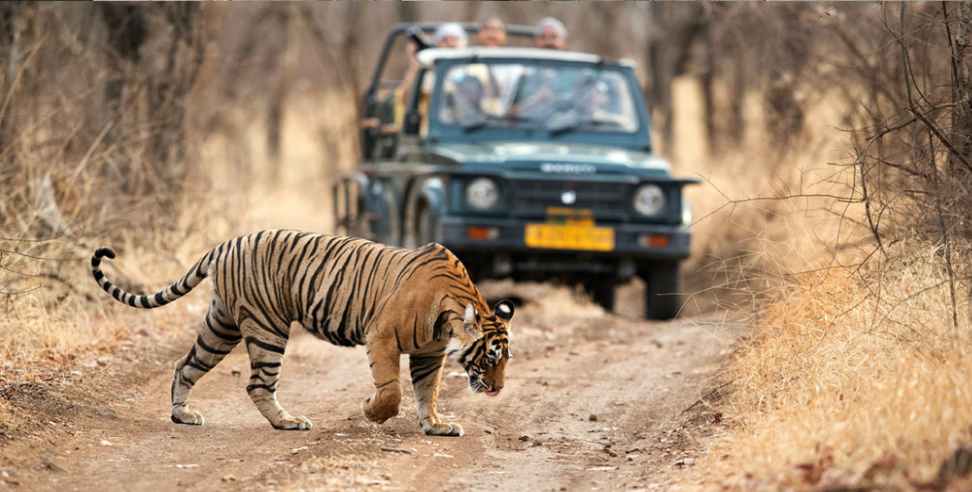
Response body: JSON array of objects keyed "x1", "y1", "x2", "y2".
[{"x1": 390, "y1": 41, "x2": 421, "y2": 132}]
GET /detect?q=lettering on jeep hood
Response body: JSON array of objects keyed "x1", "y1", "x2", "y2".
[{"x1": 540, "y1": 163, "x2": 597, "y2": 174}]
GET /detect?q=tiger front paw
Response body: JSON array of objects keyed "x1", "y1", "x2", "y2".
[
  {"x1": 271, "y1": 414, "x2": 313, "y2": 431},
  {"x1": 421, "y1": 421, "x2": 464, "y2": 437},
  {"x1": 171, "y1": 405, "x2": 205, "y2": 426},
  {"x1": 362, "y1": 395, "x2": 400, "y2": 424}
]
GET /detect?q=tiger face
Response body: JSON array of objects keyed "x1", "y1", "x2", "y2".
[{"x1": 453, "y1": 300, "x2": 514, "y2": 397}]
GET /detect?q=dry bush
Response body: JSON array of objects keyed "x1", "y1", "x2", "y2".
[
  {"x1": 671, "y1": 6, "x2": 972, "y2": 488},
  {"x1": 0, "y1": 5, "x2": 214, "y2": 385},
  {"x1": 688, "y1": 242, "x2": 971, "y2": 490},
  {"x1": 668, "y1": 74, "x2": 864, "y2": 315},
  {"x1": 0, "y1": 89, "x2": 353, "y2": 385},
  {"x1": 0, "y1": 0, "x2": 360, "y2": 374}
]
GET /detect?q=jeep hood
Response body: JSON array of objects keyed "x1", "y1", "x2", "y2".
[{"x1": 426, "y1": 142, "x2": 671, "y2": 176}]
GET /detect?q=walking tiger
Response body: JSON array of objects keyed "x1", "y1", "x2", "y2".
[{"x1": 90, "y1": 230, "x2": 514, "y2": 436}]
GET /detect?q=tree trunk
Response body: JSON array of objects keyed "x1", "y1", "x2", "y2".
[
  {"x1": 947, "y1": 3, "x2": 972, "y2": 182},
  {"x1": 339, "y1": 2, "x2": 364, "y2": 165},
  {"x1": 643, "y1": 3, "x2": 708, "y2": 156},
  {"x1": 700, "y1": 22, "x2": 717, "y2": 155},
  {"x1": 396, "y1": 2, "x2": 419, "y2": 23},
  {"x1": 727, "y1": 40, "x2": 747, "y2": 149},
  {"x1": 0, "y1": 3, "x2": 23, "y2": 167},
  {"x1": 97, "y1": 4, "x2": 147, "y2": 151},
  {"x1": 265, "y1": 7, "x2": 290, "y2": 167},
  {"x1": 146, "y1": 4, "x2": 204, "y2": 200},
  {"x1": 940, "y1": 3, "x2": 972, "y2": 321},
  {"x1": 645, "y1": 38, "x2": 674, "y2": 154},
  {"x1": 594, "y1": 6, "x2": 621, "y2": 58}
]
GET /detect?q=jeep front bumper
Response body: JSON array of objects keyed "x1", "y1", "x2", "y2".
[{"x1": 437, "y1": 215, "x2": 691, "y2": 278}]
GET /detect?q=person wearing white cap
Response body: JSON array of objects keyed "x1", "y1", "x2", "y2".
[
  {"x1": 535, "y1": 17, "x2": 567, "y2": 50},
  {"x1": 434, "y1": 22, "x2": 468, "y2": 49}
]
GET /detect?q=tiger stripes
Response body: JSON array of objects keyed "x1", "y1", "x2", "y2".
[{"x1": 90, "y1": 230, "x2": 514, "y2": 435}]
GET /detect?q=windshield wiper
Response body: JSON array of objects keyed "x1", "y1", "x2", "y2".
[
  {"x1": 461, "y1": 112, "x2": 530, "y2": 133},
  {"x1": 461, "y1": 117, "x2": 490, "y2": 133},
  {"x1": 548, "y1": 114, "x2": 615, "y2": 136}
]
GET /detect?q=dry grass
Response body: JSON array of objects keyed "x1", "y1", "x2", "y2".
[
  {"x1": 663, "y1": 78, "x2": 972, "y2": 490},
  {"x1": 685, "y1": 243, "x2": 972, "y2": 490},
  {"x1": 0, "y1": 92, "x2": 356, "y2": 392}
]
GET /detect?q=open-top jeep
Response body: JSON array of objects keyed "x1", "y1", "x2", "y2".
[{"x1": 335, "y1": 23, "x2": 698, "y2": 320}]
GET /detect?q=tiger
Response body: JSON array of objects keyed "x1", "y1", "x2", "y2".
[{"x1": 89, "y1": 230, "x2": 514, "y2": 436}]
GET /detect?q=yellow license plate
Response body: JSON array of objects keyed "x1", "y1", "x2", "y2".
[{"x1": 524, "y1": 223, "x2": 615, "y2": 252}]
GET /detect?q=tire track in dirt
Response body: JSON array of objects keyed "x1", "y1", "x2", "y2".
[{"x1": 9, "y1": 287, "x2": 740, "y2": 491}]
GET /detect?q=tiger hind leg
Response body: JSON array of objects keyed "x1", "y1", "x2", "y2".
[
  {"x1": 171, "y1": 298, "x2": 241, "y2": 426},
  {"x1": 241, "y1": 320, "x2": 311, "y2": 431}
]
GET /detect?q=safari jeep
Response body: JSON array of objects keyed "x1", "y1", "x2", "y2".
[{"x1": 335, "y1": 23, "x2": 698, "y2": 320}]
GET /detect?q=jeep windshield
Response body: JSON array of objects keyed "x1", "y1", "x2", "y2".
[{"x1": 430, "y1": 59, "x2": 645, "y2": 145}]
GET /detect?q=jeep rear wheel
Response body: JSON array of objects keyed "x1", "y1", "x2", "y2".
[{"x1": 642, "y1": 262, "x2": 682, "y2": 320}]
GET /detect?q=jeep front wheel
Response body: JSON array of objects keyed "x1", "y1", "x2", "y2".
[{"x1": 642, "y1": 261, "x2": 682, "y2": 320}]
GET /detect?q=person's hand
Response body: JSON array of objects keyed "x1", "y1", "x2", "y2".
[
  {"x1": 407, "y1": 40, "x2": 419, "y2": 60},
  {"x1": 361, "y1": 117, "x2": 381, "y2": 129},
  {"x1": 405, "y1": 40, "x2": 421, "y2": 71}
]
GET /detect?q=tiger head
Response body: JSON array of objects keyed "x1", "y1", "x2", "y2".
[{"x1": 450, "y1": 299, "x2": 515, "y2": 397}]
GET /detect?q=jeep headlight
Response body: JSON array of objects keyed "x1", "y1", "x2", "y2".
[
  {"x1": 466, "y1": 177, "x2": 499, "y2": 210},
  {"x1": 633, "y1": 184, "x2": 666, "y2": 216}
]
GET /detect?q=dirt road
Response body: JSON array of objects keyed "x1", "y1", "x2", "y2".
[{"x1": 1, "y1": 285, "x2": 738, "y2": 491}]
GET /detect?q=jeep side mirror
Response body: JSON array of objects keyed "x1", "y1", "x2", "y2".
[{"x1": 403, "y1": 111, "x2": 422, "y2": 135}]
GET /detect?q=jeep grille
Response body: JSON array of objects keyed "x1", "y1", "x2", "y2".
[{"x1": 511, "y1": 179, "x2": 632, "y2": 220}]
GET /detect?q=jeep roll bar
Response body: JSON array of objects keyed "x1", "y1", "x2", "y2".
[{"x1": 363, "y1": 22, "x2": 539, "y2": 109}]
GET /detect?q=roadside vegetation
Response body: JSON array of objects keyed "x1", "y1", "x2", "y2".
[
  {"x1": 699, "y1": 248, "x2": 971, "y2": 490},
  {"x1": 0, "y1": 4, "x2": 357, "y2": 437},
  {"x1": 678, "y1": 3, "x2": 972, "y2": 489}
]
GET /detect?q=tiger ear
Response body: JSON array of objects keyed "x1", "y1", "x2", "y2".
[
  {"x1": 463, "y1": 303, "x2": 478, "y2": 336},
  {"x1": 494, "y1": 299, "x2": 515, "y2": 321}
]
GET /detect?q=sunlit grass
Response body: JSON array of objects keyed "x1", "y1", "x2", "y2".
[{"x1": 689, "y1": 243, "x2": 971, "y2": 490}]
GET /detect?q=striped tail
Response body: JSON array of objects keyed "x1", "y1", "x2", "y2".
[{"x1": 91, "y1": 247, "x2": 213, "y2": 309}]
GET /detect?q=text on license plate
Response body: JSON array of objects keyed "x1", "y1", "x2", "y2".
[{"x1": 524, "y1": 223, "x2": 615, "y2": 252}]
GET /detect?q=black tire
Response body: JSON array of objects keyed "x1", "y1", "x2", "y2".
[
  {"x1": 416, "y1": 204, "x2": 438, "y2": 245},
  {"x1": 643, "y1": 261, "x2": 682, "y2": 320},
  {"x1": 583, "y1": 279, "x2": 616, "y2": 312}
]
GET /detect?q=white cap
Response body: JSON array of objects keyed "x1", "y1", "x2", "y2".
[
  {"x1": 434, "y1": 23, "x2": 468, "y2": 48},
  {"x1": 536, "y1": 17, "x2": 567, "y2": 40}
]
